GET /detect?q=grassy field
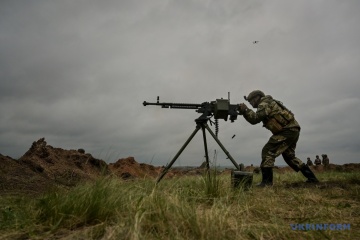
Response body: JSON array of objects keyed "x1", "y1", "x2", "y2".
[{"x1": 0, "y1": 170, "x2": 359, "y2": 239}]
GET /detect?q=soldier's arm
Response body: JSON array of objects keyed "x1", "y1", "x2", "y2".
[{"x1": 243, "y1": 106, "x2": 267, "y2": 125}]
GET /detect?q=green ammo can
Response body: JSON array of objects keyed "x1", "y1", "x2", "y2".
[{"x1": 231, "y1": 170, "x2": 253, "y2": 190}]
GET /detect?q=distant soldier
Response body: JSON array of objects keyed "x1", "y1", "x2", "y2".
[
  {"x1": 314, "y1": 155, "x2": 321, "y2": 166},
  {"x1": 322, "y1": 154, "x2": 330, "y2": 166},
  {"x1": 306, "y1": 157, "x2": 313, "y2": 166}
]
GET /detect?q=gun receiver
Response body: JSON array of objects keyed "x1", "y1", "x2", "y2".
[{"x1": 143, "y1": 96, "x2": 240, "y2": 122}]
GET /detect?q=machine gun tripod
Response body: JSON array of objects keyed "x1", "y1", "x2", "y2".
[{"x1": 143, "y1": 96, "x2": 244, "y2": 183}]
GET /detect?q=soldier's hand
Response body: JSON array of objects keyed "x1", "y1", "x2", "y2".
[{"x1": 238, "y1": 103, "x2": 249, "y2": 115}]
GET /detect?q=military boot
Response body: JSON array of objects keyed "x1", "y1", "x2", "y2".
[
  {"x1": 300, "y1": 164, "x2": 319, "y2": 183},
  {"x1": 256, "y1": 167, "x2": 273, "y2": 187}
]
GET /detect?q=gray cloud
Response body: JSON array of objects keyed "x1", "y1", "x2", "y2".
[{"x1": 1, "y1": 0, "x2": 359, "y2": 167}]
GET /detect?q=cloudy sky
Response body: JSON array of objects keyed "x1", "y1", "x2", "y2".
[{"x1": 1, "y1": 0, "x2": 359, "y2": 167}]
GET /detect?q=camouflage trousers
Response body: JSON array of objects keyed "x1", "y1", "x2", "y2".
[{"x1": 261, "y1": 128, "x2": 304, "y2": 171}]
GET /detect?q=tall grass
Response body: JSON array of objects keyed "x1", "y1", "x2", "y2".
[
  {"x1": 203, "y1": 151, "x2": 221, "y2": 199},
  {"x1": 0, "y1": 171, "x2": 359, "y2": 239}
]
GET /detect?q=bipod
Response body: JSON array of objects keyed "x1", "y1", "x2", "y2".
[{"x1": 156, "y1": 117, "x2": 242, "y2": 183}]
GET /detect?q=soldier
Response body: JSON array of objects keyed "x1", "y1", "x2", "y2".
[
  {"x1": 307, "y1": 157, "x2": 313, "y2": 166},
  {"x1": 314, "y1": 155, "x2": 321, "y2": 165},
  {"x1": 238, "y1": 90, "x2": 319, "y2": 187},
  {"x1": 322, "y1": 154, "x2": 330, "y2": 166}
]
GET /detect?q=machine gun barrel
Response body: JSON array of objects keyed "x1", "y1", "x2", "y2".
[
  {"x1": 143, "y1": 96, "x2": 203, "y2": 109},
  {"x1": 143, "y1": 101, "x2": 202, "y2": 110}
]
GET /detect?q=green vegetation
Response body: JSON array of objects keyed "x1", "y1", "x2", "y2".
[{"x1": 0, "y1": 171, "x2": 359, "y2": 239}]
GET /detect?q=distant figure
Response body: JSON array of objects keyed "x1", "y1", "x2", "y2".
[
  {"x1": 314, "y1": 155, "x2": 321, "y2": 166},
  {"x1": 306, "y1": 157, "x2": 313, "y2": 166},
  {"x1": 322, "y1": 154, "x2": 330, "y2": 166}
]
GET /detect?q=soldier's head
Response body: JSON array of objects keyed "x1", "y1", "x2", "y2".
[
  {"x1": 244, "y1": 90, "x2": 265, "y2": 108},
  {"x1": 316, "y1": 155, "x2": 319, "y2": 158},
  {"x1": 307, "y1": 157, "x2": 310, "y2": 160}
]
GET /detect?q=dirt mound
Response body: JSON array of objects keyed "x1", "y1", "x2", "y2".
[
  {"x1": 109, "y1": 157, "x2": 163, "y2": 179},
  {"x1": 18, "y1": 138, "x2": 109, "y2": 187},
  {"x1": 274, "y1": 166, "x2": 294, "y2": 173},
  {"x1": 312, "y1": 163, "x2": 360, "y2": 172},
  {"x1": 0, "y1": 138, "x2": 167, "y2": 195},
  {"x1": 0, "y1": 153, "x2": 53, "y2": 195},
  {"x1": 0, "y1": 138, "x2": 112, "y2": 195}
]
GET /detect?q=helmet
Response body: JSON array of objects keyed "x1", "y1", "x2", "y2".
[{"x1": 244, "y1": 90, "x2": 265, "y2": 101}]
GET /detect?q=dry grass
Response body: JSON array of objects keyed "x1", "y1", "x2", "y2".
[{"x1": 0, "y1": 170, "x2": 359, "y2": 239}]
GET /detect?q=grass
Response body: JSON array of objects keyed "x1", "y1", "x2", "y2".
[{"x1": 0, "y1": 171, "x2": 359, "y2": 239}]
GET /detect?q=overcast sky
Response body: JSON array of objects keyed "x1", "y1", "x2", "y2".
[{"x1": 1, "y1": 0, "x2": 359, "y2": 167}]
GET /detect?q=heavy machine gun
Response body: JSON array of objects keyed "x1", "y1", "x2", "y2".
[
  {"x1": 143, "y1": 95, "x2": 244, "y2": 183},
  {"x1": 143, "y1": 96, "x2": 240, "y2": 123}
]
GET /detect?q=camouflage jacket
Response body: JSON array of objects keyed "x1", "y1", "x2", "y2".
[{"x1": 243, "y1": 95, "x2": 300, "y2": 134}]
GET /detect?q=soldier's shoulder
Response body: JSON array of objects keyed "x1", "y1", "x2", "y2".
[{"x1": 259, "y1": 96, "x2": 273, "y2": 105}]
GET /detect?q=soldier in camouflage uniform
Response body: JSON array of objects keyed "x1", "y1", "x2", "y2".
[
  {"x1": 314, "y1": 155, "x2": 321, "y2": 165},
  {"x1": 307, "y1": 157, "x2": 313, "y2": 166},
  {"x1": 238, "y1": 90, "x2": 319, "y2": 187},
  {"x1": 322, "y1": 154, "x2": 330, "y2": 166}
]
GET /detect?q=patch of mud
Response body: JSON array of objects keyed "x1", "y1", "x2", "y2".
[{"x1": 283, "y1": 180, "x2": 357, "y2": 189}]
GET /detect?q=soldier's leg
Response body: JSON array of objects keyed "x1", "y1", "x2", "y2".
[
  {"x1": 300, "y1": 165, "x2": 319, "y2": 182},
  {"x1": 270, "y1": 129, "x2": 303, "y2": 171},
  {"x1": 260, "y1": 129, "x2": 306, "y2": 185},
  {"x1": 259, "y1": 135, "x2": 290, "y2": 186},
  {"x1": 282, "y1": 134, "x2": 319, "y2": 182},
  {"x1": 261, "y1": 134, "x2": 290, "y2": 168},
  {"x1": 282, "y1": 147, "x2": 303, "y2": 172}
]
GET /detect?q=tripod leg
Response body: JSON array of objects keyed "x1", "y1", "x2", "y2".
[
  {"x1": 200, "y1": 126, "x2": 210, "y2": 170},
  {"x1": 200, "y1": 125, "x2": 211, "y2": 179},
  {"x1": 156, "y1": 125, "x2": 201, "y2": 183},
  {"x1": 204, "y1": 123, "x2": 241, "y2": 170}
]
